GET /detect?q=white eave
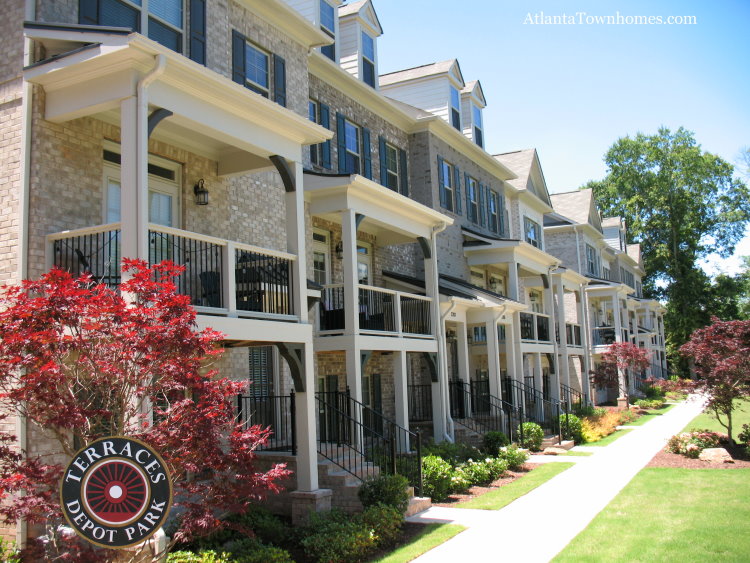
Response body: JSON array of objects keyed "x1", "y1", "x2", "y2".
[{"x1": 238, "y1": 0, "x2": 333, "y2": 48}]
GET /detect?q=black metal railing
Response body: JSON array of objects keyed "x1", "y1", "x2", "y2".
[
  {"x1": 505, "y1": 378, "x2": 561, "y2": 441},
  {"x1": 566, "y1": 323, "x2": 582, "y2": 346},
  {"x1": 234, "y1": 248, "x2": 294, "y2": 315},
  {"x1": 448, "y1": 380, "x2": 523, "y2": 443},
  {"x1": 358, "y1": 287, "x2": 395, "y2": 332},
  {"x1": 319, "y1": 286, "x2": 345, "y2": 331},
  {"x1": 520, "y1": 312, "x2": 552, "y2": 342},
  {"x1": 237, "y1": 393, "x2": 296, "y2": 454},
  {"x1": 52, "y1": 227, "x2": 122, "y2": 288},
  {"x1": 149, "y1": 229, "x2": 224, "y2": 307},
  {"x1": 520, "y1": 312, "x2": 535, "y2": 340},
  {"x1": 401, "y1": 296, "x2": 431, "y2": 335},
  {"x1": 592, "y1": 326, "x2": 617, "y2": 346},
  {"x1": 316, "y1": 391, "x2": 422, "y2": 495},
  {"x1": 560, "y1": 383, "x2": 588, "y2": 412},
  {"x1": 408, "y1": 384, "x2": 433, "y2": 422},
  {"x1": 536, "y1": 314, "x2": 550, "y2": 342}
]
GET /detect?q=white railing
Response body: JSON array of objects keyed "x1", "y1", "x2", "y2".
[{"x1": 47, "y1": 223, "x2": 298, "y2": 321}]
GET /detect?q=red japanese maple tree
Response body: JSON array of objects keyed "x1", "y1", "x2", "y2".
[
  {"x1": 0, "y1": 260, "x2": 289, "y2": 560},
  {"x1": 681, "y1": 317, "x2": 750, "y2": 444},
  {"x1": 590, "y1": 341, "x2": 651, "y2": 406}
]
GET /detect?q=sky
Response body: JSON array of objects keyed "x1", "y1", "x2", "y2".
[{"x1": 372, "y1": 0, "x2": 750, "y2": 276}]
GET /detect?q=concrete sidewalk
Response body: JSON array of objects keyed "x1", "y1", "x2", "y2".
[{"x1": 409, "y1": 398, "x2": 705, "y2": 562}]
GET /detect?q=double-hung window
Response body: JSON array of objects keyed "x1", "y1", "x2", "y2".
[
  {"x1": 450, "y1": 87, "x2": 461, "y2": 130},
  {"x1": 362, "y1": 32, "x2": 376, "y2": 88},
  {"x1": 467, "y1": 177, "x2": 479, "y2": 223},
  {"x1": 586, "y1": 244, "x2": 599, "y2": 276},
  {"x1": 488, "y1": 190, "x2": 499, "y2": 233},
  {"x1": 383, "y1": 143, "x2": 399, "y2": 191},
  {"x1": 309, "y1": 99, "x2": 331, "y2": 169},
  {"x1": 473, "y1": 105, "x2": 484, "y2": 147},
  {"x1": 244, "y1": 42, "x2": 270, "y2": 97},
  {"x1": 320, "y1": 0, "x2": 336, "y2": 61},
  {"x1": 441, "y1": 160, "x2": 455, "y2": 212},
  {"x1": 524, "y1": 217, "x2": 542, "y2": 249},
  {"x1": 232, "y1": 32, "x2": 287, "y2": 106},
  {"x1": 344, "y1": 119, "x2": 361, "y2": 174}
]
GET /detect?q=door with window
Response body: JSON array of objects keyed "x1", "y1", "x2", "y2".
[
  {"x1": 362, "y1": 373, "x2": 383, "y2": 436},
  {"x1": 318, "y1": 375, "x2": 343, "y2": 443}
]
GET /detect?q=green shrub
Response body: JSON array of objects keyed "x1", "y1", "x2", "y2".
[
  {"x1": 422, "y1": 441, "x2": 481, "y2": 465},
  {"x1": 643, "y1": 384, "x2": 666, "y2": 401},
  {"x1": 482, "y1": 431, "x2": 509, "y2": 454},
  {"x1": 300, "y1": 509, "x2": 376, "y2": 563},
  {"x1": 358, "y1": 473, "x2": 409, "y2": 513},
  {"x1": 167, "y1": 551, "x2": 232, "y2": 563},
  {"x1": 667, "y1": 430, "x2": 723, "y2": 458},
  {"x1": 738, "y1": 424, "x2": 750, "y2": 444},
  {"x1": 359, "y1": 504, "x2": 403, "y2": 547},
  {"x1": 0, "y1": 539, "x2": 20, "y2": 563},
  {"x1": 517, "y1": 422, "x2": 544, "y2": 451},
  {"x1": 559, "y1": 413, "x2": 583, "y2": 442},
  {"x1": 458, "y1": 458, "x2": 493, "y2": 485},
  {"x1": 422, "y1": 455, "x2": 455, "y2": 501},
  {"x1": 222, "y1": 538, "x2": 294, "y2": 563},
  {"x1": 496, "y1": 444, "x2": 529, "y2": 470},
  {"x1": 483, "y1": 456, "x2": 509, "y2": 480},
  {"x1": 634, "y1": 398, "x2": 665, "y2": 410}
]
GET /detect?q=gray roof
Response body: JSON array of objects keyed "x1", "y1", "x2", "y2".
[
  {"x1": 494, "y1": 149, "x2": 535, "y2": 192},
  {"x1": 380, "y1": 60, "x2": 458, "y2": 86},
  {"x1": 550, "y1": 190, "x2": 592, "y2": 225}
]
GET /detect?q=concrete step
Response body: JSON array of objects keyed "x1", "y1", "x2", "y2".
[
  {"x1": 405, "y1": 496, "x2": 432, "y2": 517},
  {"x1": 541, "y1": 436, "x2": 560, "y2": 448}
]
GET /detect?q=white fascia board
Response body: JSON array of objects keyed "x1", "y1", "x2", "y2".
[
  {"x1": 464, "y1": 240, "x2": 559, "y2": 272},
  {"x1": 197, "y1": 315, "x2": 313, "y2": 344},
  {"x1": 238, "y1": 0, "x2": 333, "y2": 48},
  {"x1": 309, "y1": 52, "x2": 414, "y2": 130},
  {"x1": 519, "y1": 188, "x2": 554, "y2": 214}
]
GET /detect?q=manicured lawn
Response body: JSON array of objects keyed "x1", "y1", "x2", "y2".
[
  {"x1": 681, "y1": 398, "x2": 750, "y2": 434},
  {"x1": 585, "y1": 428, "x2": 632, "y2": 446},
  {"x1": 456, "y1": 462, "x2": 574, "y2": 510},
  {"x1": 373, "y1": 523, "x2": 465, "y2": 563},
  {"x1": 563, "y1": 450, "x2": 593, "y2": 456},
  {"x1": 628, "y1": 403, "x2": 676, "y2": 426},
  {"x1": 554, "y1": 468, "x2": 750, "y2": 562}
]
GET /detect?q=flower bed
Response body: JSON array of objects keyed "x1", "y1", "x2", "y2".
[{"x1": 666, "y1": 430, "x2": 724, "y2": 458}]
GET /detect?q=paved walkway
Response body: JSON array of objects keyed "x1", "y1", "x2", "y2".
[{"x1": 409, "y1": 398, "x2": 706, "y2": 562}]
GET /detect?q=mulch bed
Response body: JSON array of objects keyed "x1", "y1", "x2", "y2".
[
  {"x1": 431, "y1": 465, "x2": 532, "y2": 506},
  {"x1": 647, "y1": 443, "x2": 750, "y2": 469}
]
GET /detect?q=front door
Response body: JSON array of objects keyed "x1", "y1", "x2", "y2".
[
  {"x1": 318, "y1": 375, "x2": 342, "y2": 443},
  {"x1": 362, "y1": 373, "x2": 383, "y2": 435}
]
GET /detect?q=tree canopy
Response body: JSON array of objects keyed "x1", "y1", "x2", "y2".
[{"x1": 584, "y1": 127, "x2": 750, "y2": 366}]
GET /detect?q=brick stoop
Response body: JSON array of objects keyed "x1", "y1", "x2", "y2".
[
  {"x1": 453, "y1": 423, "x2": 483, "y2": 447},
  {"x1": 540, "y1": 435, "x2": 561, "y2": 449},
  {"x1": 317, "y1": 446, "x2": 380, "y2": 513}
]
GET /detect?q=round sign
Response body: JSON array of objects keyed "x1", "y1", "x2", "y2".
[{"x1": 60, "y1": 437, "x2": 172, "y2": 549}]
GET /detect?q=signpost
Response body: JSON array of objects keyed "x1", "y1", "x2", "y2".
[{"x1": 60, "y1": 436, "x2": 172, "y2": 549}]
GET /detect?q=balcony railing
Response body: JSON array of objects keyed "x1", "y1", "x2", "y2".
[
  {"x1": 566, "y1": 323, "x2": 582, "y2": 347},
  {"x1": 592, "y1": 326, "x2": 617, "y2": 347},
  {"x1": 520, "y1": 312, "x2": 552, "y2": 342},
  {"x1": 48, "y1": 223, "x2": 297, "y2": 320},
  {"x1": 318, "y1": 284, "x2": 432, "y2": 337},
  {"x1": 407, "y1": 384, "x2": 433, "y2": 422}
]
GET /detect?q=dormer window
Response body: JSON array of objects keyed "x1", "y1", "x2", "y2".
[
  {"x1": 524, "y1": 217, "x2": 542, "y2": 249},
  {"x1": 320, "y1": 0, "x2": 336, "y2": 61},
  {"x1": 450, "y1": 87, "x2": 461, "y2": 130},
  {"x1": 473, "y1": 104, "x2": 484, "y2": 147},
  {"x1": 362, "y1": 32, "x2": 376, "y2": 87}
]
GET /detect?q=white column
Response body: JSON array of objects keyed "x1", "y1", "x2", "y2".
[
  {"x1": 119, "y1": 96, "x2": 144, "y2": 267},
  {"x1": 556, "y1": 279, "x2": 570, "y2": 390},
  {"x1": 507, "y1": 262, "x2": 520, "y2": 301},
  {"x1": 294, "y1": 343, "x2": 319, "y2": 491},
  {"x1": 578, "y1": 287, "x2": 592, "y2": 399},
  {"x1": 503, "y1": 320, "x2": 517, "y2": 401},
  {"x1": 341, "y1": 209, "x2": 359, "y2": 336},
  {"x1": 486, "y1": 318, "x2": 501, "y2": 399},
  {"x1": 345, "y1": 349, "x2": 363, "y2": 405},
  {"x1": 612, "y1": 293, "x2": 627, "y2": 397},
  {"x1": 456, "y1": 322, "x2": 470, "y2": 385},
  {"x1": 286, "y1": 161, "x2": 308, "y2": 322},
  {"x1": 544, "y1": 278, "x2": 560, "y2": 403},
  {"x1": 393, "y1": 351, "x2": 410, "y2": 452},
  {"x1": 512, "y1": 312, "x2": 524, "y2": 383},
  {"x1": 533, "y1": 353, "x2": 543, "y2": 393}
]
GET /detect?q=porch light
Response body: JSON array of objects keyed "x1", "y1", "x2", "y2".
[
  {"x1": 335, "y1": 241, "x2": 344, "y2": 260},
  {"x1": 193, "y1": 179, "x2": 209, "y2": 205}
]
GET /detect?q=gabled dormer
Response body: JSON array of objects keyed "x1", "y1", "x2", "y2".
[
  {"x1": 284, "y1": 0, "x2": 342, "y2": 62},
  {"x1": 461, "y1": 81, "x2": 486, "y2": 148},
  {"x1": 338, "y1": 0, "x2": 383, "y2": 88},
  {"x1": 602, "y1": 217, "x2": 626, "y2": 251},
  {"x1": 380, "y1": 59, "x2": 465, "y2": 130}
]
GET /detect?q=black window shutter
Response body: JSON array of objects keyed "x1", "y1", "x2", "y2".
[
  {"x1": 79, "y1": 0, "x2": 98, "y2": 25},
  {"x1": 372, "y1": 373, "x2": 382, "y2": 413},
  {"x1": 320, "y1": 104, "x2": 331, "y2": 170},
  {"x1": 454, "y1": 166, "x2": 462, "y2": 215},
  {"x1": 189, "y1": 0, "x2": 206, "y2": 65},
  {"x1": 379, "y1": 136, "x2": 388, "y2": 186},
  {"x1": 437, "y1": 156, "x2": 446, "y2": 208},
  {"x1": 398, "y1": 148, "x2": 408, "y2": 196},
  {"x1": 362, "y1": 128, "x2": 372, "y2": 179},
  {"x1": 336, "y1": 113, "x2": 347, "y2": 173},
  {"x1": 464, "y1": 173, "x2": 471, "y2": 221},
  {"x1": 231, "y1": 30, "x2": 246, "y2": 85},
  {"x1": 273, "y1": 54, "x2": 287, "y2": 107},
  {"x1": 479, "y1": 184, "x2": 486, "y2": 226}
]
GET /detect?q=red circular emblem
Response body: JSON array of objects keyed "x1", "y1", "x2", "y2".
[{"x1": 83, "y1": 459, "x2": 149, "y2": 526}]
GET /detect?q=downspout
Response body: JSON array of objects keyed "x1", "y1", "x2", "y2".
[
  {"x1": 17, "y1": 0, "x2": 36, "y2": 548},
  {"x1": 431, "y1": 222, "x2": 453, "y2": 442},
  {"x1": 135, "y1": 55, "x2": 167, "y2": 256}
]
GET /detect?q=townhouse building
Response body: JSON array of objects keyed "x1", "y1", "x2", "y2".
[{"x1": 0, "y1": 0, "x2": 670, "y2": 545}]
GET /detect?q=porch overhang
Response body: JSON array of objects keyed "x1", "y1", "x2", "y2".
[
  {"x1": 304, "y1": 172, "x2": 453, "y2": 245},
  {"x1": 464, "y1": 239, "x2": 560, "y2": 274},
  {"x1": 24, "y1": 26, "x2": 332, "y2": 173}
]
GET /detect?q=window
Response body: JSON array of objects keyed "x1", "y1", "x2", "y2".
[
  {"x1": 344, "y1": 119, "x2": 361, "y2": 173},
  {"x1": 450, "y1": 87, "x2": 461, "y2": 130},
  {"x1": 357, "y1": 243, "x2": 371, "y2": 285},
  {"x1": 244, "y1": 42, "x2": 269, "y2": 97},
  {"x1": 248, "y1": 346, "x2": 274, "y2": 398},
  {"x1": 620, "y1": 267, "x2": 635, "y2": 289},
  {"x1": 319, "y1": 0, "x2": 336, "y2": 60},
  {"x1": 586, "y1": 244, "x2": 600, "y2": 276},
  {"x1": 488, "y1": 274, "x2": 505, "y2": 295},
  {"x1": 312, "y1": 230, "x2": 330, "y2": 286},
  {"x1": 80, "y1": 0, "x2": 192, "y2": 55},
  {"x1": 308, "y1": 100, "x2": 331, "y2": 169},
  {"x1": 473, "y1": 104, "x2": 484, "y2": 147},
  {"x1": 232, "y1": 31, "x2": 286, "y2": 106},
  {"x1": 467, "y1": 177, "x2": 479, "y2": 223},
  {"x1": 362, "y1": 32, "x2": 376, "y2": 88},
  {"x1": 470, "y1": 268, "x2": 486, "y2": 289},
  {"x1": 524, "y1": 217, "x2": 542, "y2": 248},
  {"x1": 529, "y1": 289, "x2": 543, "y2": 313},
  {"x1": 488, "y1": 189, "x2": 500, "y2": 233},
  {"x1": 440, "y1": 159, "x2": 455, "y2": 212},
  {"x1": 383, "y1": 143, "x2": 399, "y2": 191}
]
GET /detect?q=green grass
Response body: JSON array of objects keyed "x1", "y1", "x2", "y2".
[
  {"x1": 628, "y1": 403, "x2": 677, "y2": 426},
  {"x1": 456, "y1": 462, "x2": 574, "y2": 510},
  {"x1": 563, "y1": 450, "x2": 593, "y2": 456},
  {"x1": 373, "y1": 523, "x2": 465, "y2": 563},
  {"x1": 554, "y1": 468, "x2": 750, "y2": 562},
  {"x1": 585, "y1": 428, "x2": 633, "y2": 446},
  {"x1": 681, "y1": 398, "x2": 750, "y2": 435}
]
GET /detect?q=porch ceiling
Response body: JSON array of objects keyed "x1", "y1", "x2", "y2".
[
  {"x1": 304, "y1": 172, "x2": 452, "y2": 245},
  {"x1": 464, "y1": 239, "x2": 559, "y2": 274},
  {"x1": 24, "y1": 27, "x2": 332, "y2": 173}
]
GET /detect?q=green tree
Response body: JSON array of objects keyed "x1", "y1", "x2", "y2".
[{"x1": 584, "y1": 128, "x2": 750, "y2": 370}]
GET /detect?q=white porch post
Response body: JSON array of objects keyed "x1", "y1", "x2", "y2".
[
  {"x1": 294, "y1": 343, "x2": 318, "y2": 492},
  {"x1": 544, "y1": 279, "x2": 560, "y2": 404},
  {"x1": 341, "y1": 209, "x2": 359, "y2": 337},
  {"x1": 119, "y1": 96, "x2": 147, "y2": 267},
  {"x1": 425, "y1": 235, "x2": 447, "y2": 441},
  {"x1": 578, "y1": 287, "x2": 592, "y2": 400},
  {"x1": 486, "y1": 318, "x2": 501, "y2": 399},
  {"x1": 393, "y1": 351, "x2": 410, "y2": 451},
  {"x1": 456, "y1": 322, "x2": 470, "y2": 385},
  {"x1": 286, "y1": 161, "x2": 308, "y2": 322},
  {"x1": 556, "y1": 278, "x2": 571, "y2": 390},
  {"x1": 507, "y1": 262, "x2": 520, "y2": 301},
  {"x1": 503, "y1": 320, "x2": 516, "y2": 401}
]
